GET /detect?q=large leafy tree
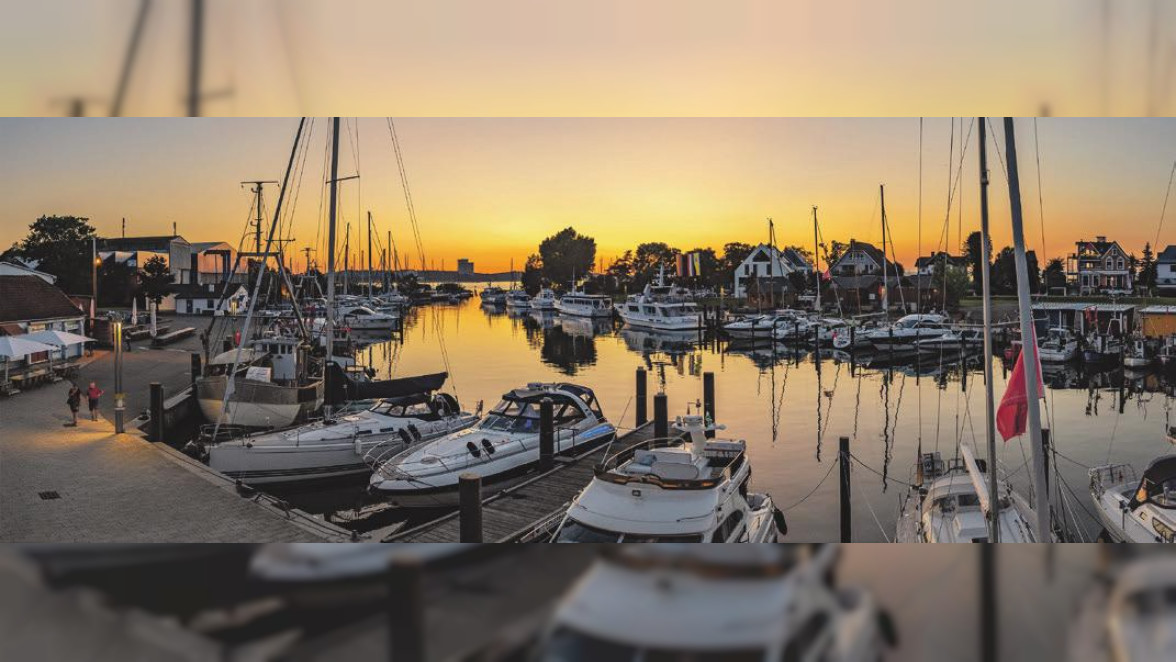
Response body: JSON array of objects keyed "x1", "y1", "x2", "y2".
[
  {"x1": 139, "y1": 256, "x2": 176, "y2": 305},
  {"x1": 1042, "y1": 257, "x2": 1067, "y2": 292},
  {"x1": 538, "y1": 227, "x2": 596, "y2": 289},
  {"x1": 15, "y1": 215, "x2": 97, "y2": 295},
  {"x1": 520, "y1": 254, "x2": 545, "y2": 294},
  {"x1": 632, "y1": 242, "x2": 678, "y2": 287},
  {"x1": 991, "y1": 247, "x2": 1041, "y2": 295},
  {"x1": 718, "y1": 242, "x2": 754, "y2": 291}
]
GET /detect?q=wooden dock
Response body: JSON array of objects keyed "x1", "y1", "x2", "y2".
[{"x1": 385, "y1": 422, "x2": 661, "y2": 543}]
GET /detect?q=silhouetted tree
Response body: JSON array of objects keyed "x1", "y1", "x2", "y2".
[
  {"x1": 13, "y1": 215, "x2": 97, "y2": 295},
  {"x1": 139, "y1": 256, "x2": 176, "y2": 305},
  {"x1": 538, "y1": 227, "x2": 596, "y2": 288}
]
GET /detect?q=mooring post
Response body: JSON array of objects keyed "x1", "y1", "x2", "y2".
[
  {"x1": 839, "y1": 436, "x2": 851, "y2": 543},
  {"x1": 387, "y1": 559, "x2": 426, "y2": 662},
  {"x1": 703, "y1": 371, "x2": 716, "y2": 437},
  {"x1": 539, "y1": 397, "x2": 555, "y2": 470},
  {"x1": 458, "y1": 472, "x2": 483, "y2": 543},
  {"x1": 654, "y1": 392, "x2": 668, "y2": 439},
  {"x1": 190, "y1": 353, "x2": 202, "y2": 389},
  {"x1": 980, "y1": 543, "x2": 997, "y2": 662},
  {"x1": 149, "y1": 382, "x2": 164, "y2": 442},
  {"x1": 635, "y1": 367, "x2": 648, "y2": 426}
]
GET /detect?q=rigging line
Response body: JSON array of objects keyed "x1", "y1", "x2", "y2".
[
  {"x1": 861, "y1": 490, "x2": 892, "y2": 543},
  {"x1": 917, "y1": 117, "x2": 923, "y2": 447},
  {"x1": 1033, "y1": 118, "x2": 1048, "y2": 261},
  {"x1": 1153, "y1": 160, "x2": 1176, "y2": 252},
  {"x1": 847, "y1": 453, "x2": 918, "y2": 489},
  {"x1": 777, "y1": 460, "x2": 837, "y2": 513}
]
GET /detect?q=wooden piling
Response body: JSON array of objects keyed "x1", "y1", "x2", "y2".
[
  {"x1": 703, "y1": 372, "x2": 716, "y2": 438},
  {"x1": 149, "y1": 382, "x2": 163, "y2": 442},
  {"x1": 635, "y1": 368, "x2": 648, "y2": 426},
  {"x1": 458, "y1": 473, "x2": 483, "y2": 543},
  {"x1": 839, "y1": 436, "x2": 851, "y2": 543},
  {"x1": 539, "y1": 397, "x2": 555, "y2": 470},
  {"x1": 654, "y1": 393, "x2": 668, "y2": 439},
  {"x1": 386, "y1": 559, "x2": 426, "y2": 662}
]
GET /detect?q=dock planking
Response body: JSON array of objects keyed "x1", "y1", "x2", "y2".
[{"x1": 385, "y1": 422, "x2": 661, "y2": 543}]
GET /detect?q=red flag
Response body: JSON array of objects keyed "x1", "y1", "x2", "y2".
[{"x1": 997, "y1": 329, "x2": 1045, "y2": 441}]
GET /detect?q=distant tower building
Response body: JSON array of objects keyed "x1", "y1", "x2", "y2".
[{"x1": 457, "y1": 258, "x2": 474, "y2": 275}]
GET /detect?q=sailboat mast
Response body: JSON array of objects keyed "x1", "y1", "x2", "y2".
[
  {"x1": 977, "y1": 118, "x2": 1000, "y2": 543},
  {"x1": 767, "y1": 218, "x2": 775, "y2": 310},
  {"x1": 1003, "y1": 117, "x2": 1051, "y2": 543},
  {"x1": 325, "y1": 117, "x2": 341, "y2": 412},
  {"x1": 367, "y1": 211, "x2": 374, "y2": 299},
  {"x1": 813, "y1": 206, "x2": 820, "y2": 312},
  {"x1": 880, "y1": 184, "x2": 889, "y2": 317}
]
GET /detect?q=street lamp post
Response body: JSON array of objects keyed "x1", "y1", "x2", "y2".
[
  {"x1": 113, "y1": 320, "x2": 124, "y2": 433},
  {"x1": 91, "y1": 238, "x2": 99, "y2": 316}
]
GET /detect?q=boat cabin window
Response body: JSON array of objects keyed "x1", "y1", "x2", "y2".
[
  {"x1": 711, "y1": 509, "x2": 746, "y2": 543},
  {"x1": 1121, "y1": 587, "x2": 1176, "y2": 618},
  {"x1": 554, "y1": 519, "x2": 703, "y2": 543}
]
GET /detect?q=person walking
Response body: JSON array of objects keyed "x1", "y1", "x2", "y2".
[
  {"x1": 65, "y1": 384, "x2": 82, "y2": 427},
  {"x1": 86, "y1": 381, "x2": 104, "y2": 421}
]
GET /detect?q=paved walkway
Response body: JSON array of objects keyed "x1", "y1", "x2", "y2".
[{"x1": 0, "y1": 382, "x2": 346, "y2": 543}]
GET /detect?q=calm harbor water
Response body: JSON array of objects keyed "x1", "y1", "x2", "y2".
[{"x1": 273, "y1": 296, "x2": 1176, "y2": 542}]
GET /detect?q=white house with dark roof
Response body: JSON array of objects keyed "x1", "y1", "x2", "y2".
[
  {"x1": 1066, "y1": 236, "x2": 1132, "y2": 295},
  {"x1": 731, "y1": 244, "x2": 813, "y2": 297},
  {"x1": 1156, "y1": 245, "x2": 1176, "y2": 294}
]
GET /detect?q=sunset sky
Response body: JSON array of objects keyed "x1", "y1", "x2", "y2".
[{"x1": 1, "y1": 117, "x2": 1174, "y2": 274}]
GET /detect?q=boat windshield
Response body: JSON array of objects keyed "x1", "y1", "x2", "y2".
[
  {"x1": 554, "y1": 519, "x2": 703, "y2": 543},
  {"x1": 537, "y1": 627, "x2": 763, "y2": 662}
]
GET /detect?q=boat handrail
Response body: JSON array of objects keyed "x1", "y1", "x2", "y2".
[{"x1": 1089, "y1": 463, "x2": 1139, "y2": 497}]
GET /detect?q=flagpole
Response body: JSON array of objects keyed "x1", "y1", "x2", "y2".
[
  {"x1": 1003, "y1": 117, "x2": 1051, "y2": 543},
  {"x1": 978, "y1": 118, "x2": 999, "y2": 543}
]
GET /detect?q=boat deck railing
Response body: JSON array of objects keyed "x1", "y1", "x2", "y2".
[
  {"x1": 593, "y1": 436, "x2": 744, "y2": 490},
  {"x1": 1089, "y1": 463, "x2": 1138, "y2": 496}
]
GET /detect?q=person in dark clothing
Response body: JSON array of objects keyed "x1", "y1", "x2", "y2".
[{"x1": 65, "y1": 384, "x2": 82, "y2": 426}]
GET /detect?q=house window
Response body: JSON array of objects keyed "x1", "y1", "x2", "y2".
[
  {"x1": 1117, "y1": 258, "x2": 1125, "y2": 271},
  {"x1": 207, "y1": 299, "x2": 214, "y2": 308}
]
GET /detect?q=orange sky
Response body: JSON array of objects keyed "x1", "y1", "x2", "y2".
[{"x1": 1, "y1": 117, "x2": 1174, "y2": 273}]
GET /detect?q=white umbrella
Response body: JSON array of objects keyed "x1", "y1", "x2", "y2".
[
  {"x1": 0, "y1": 335, "x2": 56, "y2": 359},
  {"x1": 24, "y1": 330, "x2": 96, "y2": 348}
]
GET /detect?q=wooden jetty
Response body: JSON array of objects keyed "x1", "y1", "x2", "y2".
[{"x1": 385, "y1": 422, "x2": 662, "y2": 543}]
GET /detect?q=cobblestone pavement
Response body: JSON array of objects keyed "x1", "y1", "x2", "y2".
[{"x1": 0, "y1": 381, "x2": 340, "y2": 543}]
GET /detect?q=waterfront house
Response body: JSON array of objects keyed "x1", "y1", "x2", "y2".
[
  {"x1": 174, "y1": 283, "x2": 250, "y2": 316},
  {"x1": 1155, "y1": 245, "x2": 1176, "y2": 295},
  {"x1": 0, "y1": 276, "x2": 87, "y2": 387},
  {"x1": 731, "y1": 244, "x2": 813, "y2": 298},
  {"x1": 1065, "y1": 236, "x2": 1133, "y2": 295},
  {"x1": 914, "y1": 252, "x2": 968, "y2": 276}
]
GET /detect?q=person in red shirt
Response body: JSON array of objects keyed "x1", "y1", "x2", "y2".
[{"x1": 86, "y1": 382, "x2": 104, "y2": 421}]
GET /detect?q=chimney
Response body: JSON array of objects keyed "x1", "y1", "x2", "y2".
[{"x1": 1096, "y1": 236, "x2": 1106, "y2": 243}]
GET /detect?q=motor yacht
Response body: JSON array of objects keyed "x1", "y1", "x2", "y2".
[
  {"x1": 200, "y1": 374, "x2": 478, "y2": 484},
  {"x1": 913, "y1": 328, "x2": 984, "y2": 353},
  {"x1": 615, "y1": 271, "x2": 702, "y2": 331},
  {"x1": 552, "y1": 414, "x2": 784, "y2": 542},
  {"x1": 863, "y1": 314, "x2": 951, "y2": 353},
  {"x1": 556, "y1": 290, "x2": 614, "y2": 319},
  {"x1": 480, "y1": 286, "x2": 507, "y2": 305},
  {"x1": 369, "y1": 383, "x2": 615, "y2": 508},
  {"x1": 530, "y1": 288, "x2": 558, "y2": 311},
  {"x1": 506, "y1": 289, "x2": 532, "y2": 309},
  {"x1": 1090, "y1": 456, "x2": 1176, "y2": 543},
  {"x1": 528, "y1": 545, "x2": 894, "y2": 662},
  {"x1": 337, "y1": 305, "x2": 399, "y2": 331},
  {"x1": 895, "y1": 445, "x2": 1046, "y2": 543}
]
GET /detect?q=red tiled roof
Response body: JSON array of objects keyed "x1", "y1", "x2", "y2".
[{"x1": 0, "y1": 276, "x2": 84, "y2": 323}]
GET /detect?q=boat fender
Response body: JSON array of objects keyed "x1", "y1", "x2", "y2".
[
  {"x1": 407, "y1": 424, "x2": 422, "y2": 441},
  {"x1": 481, "y1": 438, "x2": 496, "y2": 455},
  {"x1": 466, "y1": 441, "x2": 482, "y2": 458},
  {"x1": 877, "y1": 608, "x2": 899, "y2": 647},
  {"x1": 773, "y1": 507, "x2": 789, "y2": 537},
  {"x1": 398, "y1": 428, "x2": 413, "y2": 445}
]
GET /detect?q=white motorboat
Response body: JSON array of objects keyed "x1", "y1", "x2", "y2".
[
  {"x1": 1090, "y1": 456, "x2": 1176, "y2": 543},
  {"x1": 615, "y1": 271, "x2": 702, "y2": 331},
  {"x1": 772, "y1": 316, "x2": 815, "y2": 342},
  {"x1": 369, "y1": 383, "x2": 616, "y2": 508},
  {"x1": 913, "y1": 328, "x2": 984, "y2": 353},
  {"x1": 556, "y1": 290, "x2": 614, "y2": 318},
  {"x1": 1067, "y1": 555, "x2": 1176, "y2": 662},
  {"x1": 480, "y1": 286, "x2": 507, "y2": 305},
  {"x1": 896, "y1": 445, "x2": 1046, "y2": 543},
  {"x1": 505, "y1": 289, "x2": 532, "y2": 309},
  {"x1": 1124, "y1": 337, "x2": 1153, "y2": 369},
  {"x1": 722, "y1": 310, "x2": 805, "y2": 340},
  {"x1": 812, "y1": 318, "x2": 852, "y2": 344},
  {"x1": 204, "y1": 376, "x2": 478, "y2": 485},
  {"x1": 864, "y1": 314, "x2": 951, "y2": 352},
  {"x1": 529, "y1": 545, "x2": 893, "y2": 662},
  {"x1": 1038, "y1": 327, "x2": 1079, "y2": 362},
  {"x1": 196, "y1": 337, "x2": 325, "y2": 429},
  {"x1": 530, "y1": 288, "x2": 558, "y2": 311},
  {"x1": 552, "y1": 414, "x2": 784, "y2": 542},
  {"x1": 337, "y1": 305, "x2": 399, "y2": 331}
]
